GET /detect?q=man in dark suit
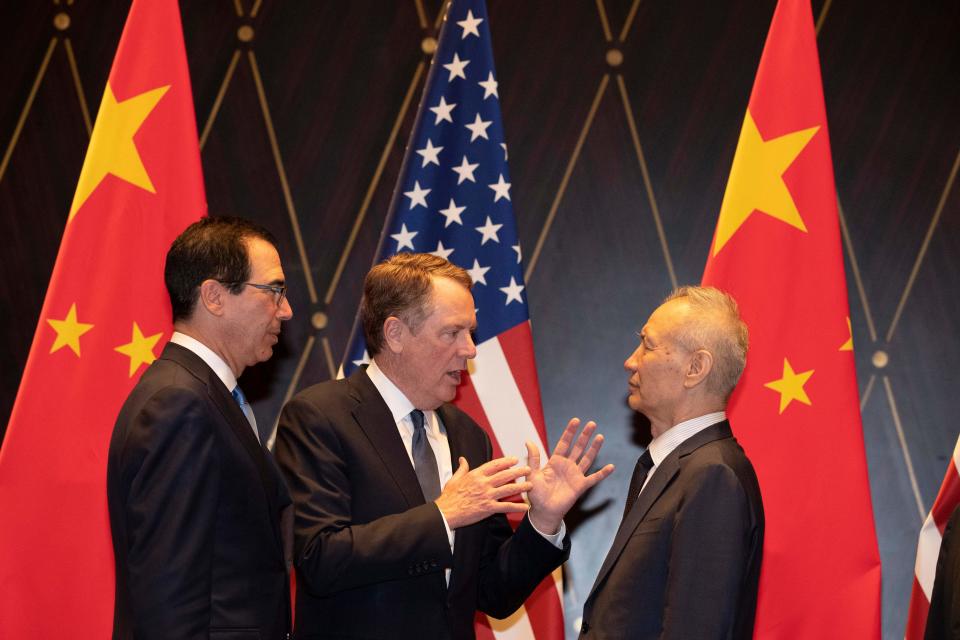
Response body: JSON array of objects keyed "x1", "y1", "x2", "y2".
[
  {"x1": 276, "y1": 253, "x2": 613, "y2": 639},
  {"x1": 925, "y1": 504, "x2": 960, "y2": 639},
  {"x1": 107, "y1": 217, "x2": 294, "y2": 640},
  {"x1": 580, "y1": 286, "x2": 765, "y2": 639}
]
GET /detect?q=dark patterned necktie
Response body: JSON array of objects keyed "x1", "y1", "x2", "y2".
[
  {"x1": 410, "y1": 409, "x2": 441, "y2": 501},
  {"x1": 622, "y1": 449, "x2": 654, "y2": 519}
]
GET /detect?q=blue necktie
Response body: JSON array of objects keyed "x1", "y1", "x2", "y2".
[
  {"x1": 410, "y1": 410, "x2": 441, "y2": 501},
  {"x1": 232, "y1": 385, "x2": 261, "y2": 443}
]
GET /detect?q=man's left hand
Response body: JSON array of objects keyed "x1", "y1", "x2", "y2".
[{"x1": 525, "y1": 418, "x2": 615, "y2": 535}]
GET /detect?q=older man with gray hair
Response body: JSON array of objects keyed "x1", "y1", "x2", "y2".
[{"x1": 580, "y1": 285, "x2": 765, "y2": 640}]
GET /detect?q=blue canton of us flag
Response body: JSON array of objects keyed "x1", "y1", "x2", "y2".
[{"x1": 343, "y1": 0, "x2": 527, "y2": 372}]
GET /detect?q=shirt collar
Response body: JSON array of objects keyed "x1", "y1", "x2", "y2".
[
  {"x1": 647, "y1": 411, "x2": 726, "y2": 467},
  {"x1": 366, "y1": 358, "x2": 416, "y2": 424},
  {"x1": 170, "y1": 331, "x2": 237, "y2": 393}
]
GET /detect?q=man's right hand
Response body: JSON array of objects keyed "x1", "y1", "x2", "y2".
[{"x1": 435, "y1": 456, "x2": 532, "y2": 529}]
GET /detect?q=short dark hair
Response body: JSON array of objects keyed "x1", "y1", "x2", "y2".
[
  {"x1": 360, "y1": 253, "x2": 472, "y2": 356},
  {"x1": 164, "y1": 216, "x2": 279, "y2": 322}
]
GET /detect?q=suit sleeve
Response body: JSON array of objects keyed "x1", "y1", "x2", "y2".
[
  {"x1": 116, "y1": 386, "x2": 219, "y2": 640},
  {"x1": 473, "y1": 433, "x2": 570, "y2": 619},
  {"x1": 275, "y1": 394, "x2": 453, "y2": 595},
  {"x1": 661, "y1": 463, "x2": 757, "y2": 639}
]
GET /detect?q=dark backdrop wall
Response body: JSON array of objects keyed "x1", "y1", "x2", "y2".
[{"x1": 2, "y1": 1, "x2": 957, "y2": 637}]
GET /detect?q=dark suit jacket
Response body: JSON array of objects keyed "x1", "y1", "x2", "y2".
[
  {"x1": 580, "y1": 421, "x2": 764, "y2": 640},
  {"x1": 926, "y1": 505, "x2": 960, "y2": 640},
  {"x1": 275, "y1": 368, "x2": 569, "y2": 640},
  {"x1": 107, "y1": 343, "x2": 292, "y2": 640}
]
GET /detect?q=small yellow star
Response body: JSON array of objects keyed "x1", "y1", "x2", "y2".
[
  {"x1": 840, "y1": 317, "x2": 853, "y2": 351},
  {"x1": 712, "y1": 110, "x2": 819, "y2": 256},
  {"x1": 764, "y1": 358, "x2": 814, "y2": 414},
  {"x1": 69, "y1": 82, "x2": 170, "y2": 221},
  {"x1": 47, "y1": 303, "x2": 94, "y2": 357},
  {"x1": 114, "y1": 322, "x2": 163, "y2": 377}
]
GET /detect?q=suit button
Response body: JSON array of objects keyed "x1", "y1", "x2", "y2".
[{"x1": 581, "y1": 622, "x2": 590, "y2": 633}]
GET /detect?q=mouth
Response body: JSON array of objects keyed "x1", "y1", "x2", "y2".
[{"x1": 446, "y1": 370, "x2": 462, "y2": 384}]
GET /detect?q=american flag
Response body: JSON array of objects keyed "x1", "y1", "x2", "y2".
[
  {"x1": 905, "y1": 434, "x2": 960, "y2": 639},
  {"x1": 341, "y1": 1, "x2": 564, "y2": 638}
]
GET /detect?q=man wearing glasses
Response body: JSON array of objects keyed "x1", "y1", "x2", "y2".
[{"x1": 107, "y1": 216, "x2": 294, "y2": 640}]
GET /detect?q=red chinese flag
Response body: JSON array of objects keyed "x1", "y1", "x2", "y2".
[
  {"x1": 701, "y1": 0, "x2": 881, "y2": 636},
  {"x1": 0, "y1": 1, "x2": 205, "y2": 636}
]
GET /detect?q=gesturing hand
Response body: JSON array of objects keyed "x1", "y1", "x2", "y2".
[
  {"x1": 435, "y1": 456, "x2": 533, "y2": 530},
  {"x1": 525, "y1": 418, "x2": 615, "y2": 535}
]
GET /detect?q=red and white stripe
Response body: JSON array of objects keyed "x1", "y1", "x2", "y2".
[
  {"x1": 456, "y1": 321, "x2": 565, "y2": 640},
  {"x1": 905, "y1": 434, "x2": 960, "y2": 639}
]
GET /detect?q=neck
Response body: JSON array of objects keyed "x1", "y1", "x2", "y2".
[
  {"x1": 648, "y1": 396, "x2": 725, "y2": 439},
  {"x1": 174, "y1": 321, "x2": 245, "y2": 378},
  {"x1": 372, "y1": 353, "x2": 433, "y2": 410}
]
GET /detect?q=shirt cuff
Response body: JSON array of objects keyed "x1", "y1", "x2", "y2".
[
  {"x1": 436, "y1": 505, "x2": 455, "y2": 549},
  {"x1": 529, "y1": 517, "x2": 566, "y2": 549}
]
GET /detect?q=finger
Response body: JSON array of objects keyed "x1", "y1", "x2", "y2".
[
  {"x1": 453, "y1": 456, "x2": 470, "y2": 478},
  {"x1": 493, "y1": 481, "x2": 534, "y2": 500},
  {"x1": 478, "y1": 456, "x2": 519, "y2": 476},
  {"x1": 525, "y1": 441, "x2": 541, "y2": 473},
  {"x1": 488, "y1": 466, "x2": 531, "y2": 487},
  {"x1": 582, "y1": 463, "x2": 616, "y2": 489},
  {"x1": 552, "y1": 417, "x2": 580, "y2": 457},
  {"x1": 568, "y1": 420, "x2": 597, "y2": 460},
  {"x1": 491, "y1": 500, "x2": 530, "y2": 515},
  {"x1": 577, "y1": 433, "x2": 605, "y2": 473}
]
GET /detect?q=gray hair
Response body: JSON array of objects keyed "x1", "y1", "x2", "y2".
[{"x1": 663, "y1": 286, "x2": 749, "y2": 399}]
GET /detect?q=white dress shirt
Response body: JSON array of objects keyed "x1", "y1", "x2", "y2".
[{"x1": 639, "y1": 411, "x2": 727, "y2": 494}]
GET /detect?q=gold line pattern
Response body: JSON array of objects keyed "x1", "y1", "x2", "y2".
[
  {"x1": 280, "y1": 335, "x2": 316, "y2": 406},
  {"x1": 617, "y1": 75, "x2": 678, "y2": 288},
  {"x1": 815, "y1": 0, "x2": 834, "y2": 36},
  {"x1": 251, "y1": 0, "x2": 262, "y2": 19},
  {"x1": 883, "y1": 376, "x2": 927, "y2": 521},
  {"x1": 232, "y1": 0, "x2": 244, "y2": 18},
  {"x1": 0, "y1": 38, "x2": 57, "y2": 183},
  {"x1": 860, "y1": 373, "x2": 876, "y2": 412},
  {"x1": 837, "y1": 199, "x2": 877, "y2": 342},
  {"x1": 525, "y1": 74, "x2": 610, "y2": 282},
  {"x1": 247, "y1": 50, "x2": 318, "y2": 304},
  {"x1": 435, "y1": 0, "x2": 451, "y2": 31},
  {"x1": 63, "y1": 39, "x2": 92, "y2": 136},
  {"x1": 324, "y1": 61, "x2": 427, "y2": 305},
  {"x1": 594, "y1": 0, "x2": 613, "y2": 43},
  {"x1": 886, "y1": 148, "x2": 960, "y2": 342},
  {"x1": 618, "y1": 0, "x2": 644, "y2": 44},
  {"x1": 321, "y1": 335, "x2": 337, "y2": 381},
  {"x1": 414, "y1": 0, "x2": 428, "y2": 30},
  {"x1": 199, "y1": 50, "x2": 241, "y2": 151}
]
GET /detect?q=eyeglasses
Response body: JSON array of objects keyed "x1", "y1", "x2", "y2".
[{"x1": 221, "y1": 281, "x2": 287, "y2": 306}]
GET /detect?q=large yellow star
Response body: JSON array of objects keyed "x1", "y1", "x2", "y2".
[
  {"x1": 764, "y1": 358, "x2": 814, "y2": 414},
  {"x1": 47, "y1": 303, "x2": 94, "y2": 357},
  {"x1": 712, "y1": 110, "x2": 820, "y2": 256},
  {"x1": 68, "y1": 82, "x2": 170, "y2": 221},
  {"x1": 114, "y1": 322, "x2": 163, "y2": 377}
]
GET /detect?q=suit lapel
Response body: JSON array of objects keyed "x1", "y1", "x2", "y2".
[
  {"x1": 585, "y1": 421, "x2": 734, "y2": 604},
  {"x1": 162, "y1": 343, "x2": 287, "y2": 553},
  {"x1": 348, "y1": 369, "x2": 426, "y2": 508}
]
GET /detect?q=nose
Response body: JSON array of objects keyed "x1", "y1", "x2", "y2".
[
  {"x1": 277, "y1": 296, "x2": 293, "y2": 321},
  {"x1": 624, "y1": 348, "x2": 639, "y2": 372},
  {"x1": 461, "y1": 332, "x2": 477, "y2": 359}
]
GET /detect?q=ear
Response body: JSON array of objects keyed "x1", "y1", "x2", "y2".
[
  {"x1": 198, "y1": 279, "x2": 228, "y2": 317},
  {"x1": 684, "y1": 349, "x2": 713, "y2": 389},
  {"x1": 382, "y1": 316, "x2": 406, "y2": 354}
]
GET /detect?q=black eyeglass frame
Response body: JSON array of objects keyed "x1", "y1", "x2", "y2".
[{"x1": 220, "y1": 281, "x2": 287, "y2": 306}]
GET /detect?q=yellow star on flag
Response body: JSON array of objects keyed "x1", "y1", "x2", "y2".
[
  {"x1": 840, "y1": 316, "x2": 853, "y2": 351},
  {"x1": 114, "y1": 322, "x2": 163, "y2": 377},
  {"x1": 764, "y1": 357, "x2": 814, "y2": 414},
  {"x1": 68, "y1": 82, "x2": 170, "y2": 221},
  {"x1": 47, "y1": 303, "x2": 94, "y2": 357},
  {"x1": 712, "y1": 110, "x2": 820, "y2": 256}
]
